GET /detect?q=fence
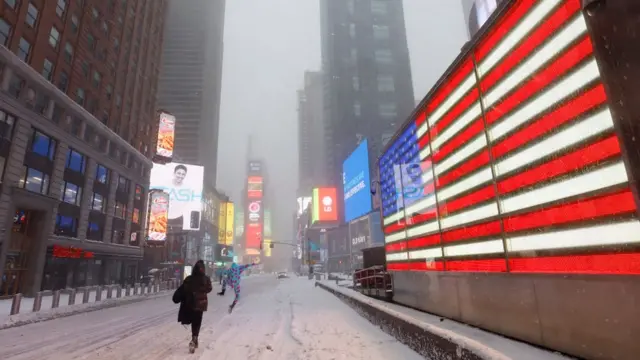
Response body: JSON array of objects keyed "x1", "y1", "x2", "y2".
[{"x1": 4, "y1": 279, "x2": 180, "y2": 316}]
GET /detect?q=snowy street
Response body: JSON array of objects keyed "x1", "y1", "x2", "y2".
[{"x1": 0, "y1": 275, "x2": 422, "y2": 360}]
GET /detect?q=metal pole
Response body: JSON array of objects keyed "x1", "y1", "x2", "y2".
[
  {"x1": 116, "y1": 285, "x2": 122, "y2": 298},
  {"x1": 106, "y1": 285, "x2": 113, "y2": 299},
  {"x1": 10, "y1": 294, "x2": 22, "y2": 315},
  {"x1": 68, "y1": 288, "x2": 76, "y2": 305},
  {"x1": 51, "y1": 290, "x2": 61, "y2": 308},
  {"x1": 82, "y1": 287, "x2": 90, "y2": 303},
  {"x1": 95, "y1": 286, "x2": 102, "y2": 301},
  {"x1": 32, "y1": 291, "x2": 43, "y2": 312}
]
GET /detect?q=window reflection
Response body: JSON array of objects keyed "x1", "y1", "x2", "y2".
[
  {"x1": 65, "y1": 148, "x2": 86, "y2": 173},
  {"x1": 55, "y1": 215, "x2": 77, "y2": 237},
  {"x1": 96, "y1": 164, "x2": 109, "y2": 184},
  {"x1": 91, "y1": 192, "x2": 105, "y2": 212},
  {"x1": 31, "y1": 130, "x2": 57, "y2": 160},
  {"x1": 62, "y1": 181, "x2": 82, "y2": 205},
  {"x1": 21, "y1": 167, "x2": 49, "y2": 195}
]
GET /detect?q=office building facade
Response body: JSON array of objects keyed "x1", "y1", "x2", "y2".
[
  {"x1": 297, "y1": 71, "x2": 326, "y2": 193},
  {"x1": 0, "y1": 0, "x2": 167, "y2": 296}
]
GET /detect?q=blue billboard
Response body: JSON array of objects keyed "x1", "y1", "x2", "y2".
[{"x1": 343, "y1": 140, "x2": 373, "y2": 222}]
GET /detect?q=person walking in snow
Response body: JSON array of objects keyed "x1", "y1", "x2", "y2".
[
  {"x1": 173, "y1": 260, "x2": 213, "y2": 353},
  {"x1": 217, "y1": 262, "x2": 257, "y2": 313}
]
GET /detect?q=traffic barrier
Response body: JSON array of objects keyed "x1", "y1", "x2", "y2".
[
  {"x1": 10, "y1": 293, "x2": 21, "y2": 315},
  {"x1": 67, "y1": 289, "x2": 76, "y2": 306},
  {"x1": 32, "y1": 292, "x2": 43, "y2": 312},
  {"x1": 95, "y1": 286, "x2": 103, "y2": 302},
  {"x1": 82, "y1": 288, "x2": 90, "y2": 304}
]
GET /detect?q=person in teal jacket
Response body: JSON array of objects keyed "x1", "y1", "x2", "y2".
[{"x1": 217, "y1": 262, "x2": 256, "y2": 313}]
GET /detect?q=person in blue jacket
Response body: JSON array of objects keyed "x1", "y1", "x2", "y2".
[{"x1": 217, "y1": 262, "x2": 256, "y2": 313}]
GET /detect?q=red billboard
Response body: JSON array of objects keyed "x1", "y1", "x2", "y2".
[
  {"x1": 245, "y1": 199, "x2": 263, "y2": 249},
  {"x1": 247, "y1": 176, "x2": 263, "y2": 198},
  {"x1": 312, "y1": 187, "x2": 338, "y2": 223}
]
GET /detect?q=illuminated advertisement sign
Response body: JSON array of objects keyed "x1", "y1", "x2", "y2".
[
  {"x1": 155, "y1": 111, "x2": 176, "y2": 160},
  {"x1": 247, "y1": 176, "x2": 263, "y2": 199},
  {"x1": 147, "y1": 190, "x2": 169, "y2": 241},
  {"x1": 246, "y1": 199, "x2": 262, "y2": 248},
  {"x1": 311, "y1": 188, "x2": 338, "y2": 223},
  {"x1": 150, "y1": 162, "x2": 204, "y2": 230},
  {"x1": 218, "y1": 202, "x2": 227, "y2": 244},
  {"x1": 264, "y1": 209, "x2": 272, "y2": 237},
  {"x1": 225, "y1": 202, "x2": 234, "y2": 245},
  {"x1": 248, "y1": 161, "x2": 262, "y2": 174},
  {"x1": 297, "y1": 196, "x2": 311, "y2": 216},
  {"x1": 380, "y1": 0, "x2": 639, "y2": 275},
  {"x1": 343, "y1": 139, "x2": 372, "y2": 222}
]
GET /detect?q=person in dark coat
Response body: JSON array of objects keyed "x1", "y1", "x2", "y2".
[{"x1": 172, "y1": 260, "x2": 212, "y2": 352}]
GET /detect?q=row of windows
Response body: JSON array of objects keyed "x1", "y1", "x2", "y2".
[
  {"x1": 352, "y1": 75, "x2": 396, "y2": 92},
  {"x1": 349, "y1": 24, "x2": 391, "y2": 40},
  {"x1": 55, "y1": 216, "x2": 139, "y2": 242},
  {"x1": 346, "y1": 0, "x2": 389, "y2": 15},
  {"x1": 353, "y1": 102, "x2": 398, "y2": 118}
]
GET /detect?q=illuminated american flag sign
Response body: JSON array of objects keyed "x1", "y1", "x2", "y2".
[{"x1": 379, "y1": 0, "x2": 640, "y2": 274}]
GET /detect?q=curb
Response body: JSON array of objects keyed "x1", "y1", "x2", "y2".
[
  {"x1": 315, "y1": 281, "x2": 507, "y2": 360},
  {"x1": 0, "y1": 291, "x2": 172, "y2": 330}
]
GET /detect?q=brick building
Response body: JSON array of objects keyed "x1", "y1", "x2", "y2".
[{"x1": 0, "y1": 0, "x2": 167, "y2": 296}]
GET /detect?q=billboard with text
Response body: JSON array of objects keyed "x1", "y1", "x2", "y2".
[
  {"x1": 150, "y1": 162, "x2": 203, "y2": 230},
  {"x1": 311, "y1": 187, "x2": 338, "y2": 224},
  {"x1": 343, "y1": 139, "x2": 372, "y2": 222}
]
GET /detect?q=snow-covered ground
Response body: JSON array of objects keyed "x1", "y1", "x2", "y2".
[{"x1": 0, "y1": 276, "x2": 422, "y2": 360}]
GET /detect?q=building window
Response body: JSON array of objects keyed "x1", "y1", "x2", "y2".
[
  {"x1": 113, "y1": 38, "x2": 119, "y2": 53},
  {"x1": 114, "y1": 201, "x2": 126, "y2": 219},
  {"x1": 87, "y1": 33, "x2": 95, "y2": 50},
  {"x1": 117, "y1": 175, "x2": 130, "y2": 193},
  {"x1": 354, "y1": 102, "x2": 361, "y2": 117},
  {"x1": 374, "y1": 49, "x2": 393, "y2": 64},
  {"x1": 75, "y1": 88, "x2": 85, "y2": 105},
  {"x1": 49, "y1": 27, "x2": 60, "y2": 48},
  {"x1": 56, "y1": 0, "x2": 67, "y2": 17},
  {"x1": 0, "y1": 18, "x2": 10, "y2": 46},
  {"x1": 31, "y1": 130, "x2": 56, "y2": 160},
  {"x1": 4, "y1": 0, "x2": 17, "y2": 10},
  {"x1": 133, "y1": 208, "x2": 140, "y2": 224},
  {"x1": 373, "y1": 25, "x2": 390, "y2": 40},
  {"x1": 71, "y1": 14, "x2": 78, "y2": 33},
  {"x1": 26, "y1": 3, "x2": 39, "y2": 27},
  {"x1": 81, "y1": 61, "x2": 89, "y2": 77},
  {"x1": 55, "y1": 215, "x2": 77, "y2": 237},
  {"x1": 352, "y1": 76, "x2": 359, "y2": 91},
  {"x1": 20, "y1": 167, "x2": 50, "y2": 195},
  {"x1": 379, "y1": 103, "x2": 397, "y2": 117},
  {"x1": 106, "y1": 84, "x2": 113, "y2": 100},
  {"x1": 90, "y1": 192, "x2": 106, "y2": 212},
  {"x1": 371, "y1": 0, "x2": 388, "y2": 14},
  {"x1": 349, "y1": 23, "x2": 356, "y2": 38},
  {"x1": 102, "y1": 21, "x2": 108, "y2": 35},
  {"x1": 17, "y1": 38, "x2": 31, "y2": 62},
  {"x1": 350, "y1": 48, "x2": 357, "y2": 63},
  {"x1": 135, "y1": 184, "x2": 143, "y2": 201},
  {"x1": 62, "y1": 182, "x2": 82, "y2": 205},
  {"x1": 87, "y1": 222, "x2": 103, "y2": 241},
  {"x1": 65, "y1": 148, "x2": 86, "y2": 173},
  {"x1": 92, "y1": 7, "x2": 99, "y2": 21},
  {"x1": 58, "y1": 71, "x2": 68, "y2": 92},
  {"x1": 377, "y1": 75, "x2": 395, "y2": 92},
  {"x1": 347, "y1": 0, "x2": 354, "y2": 14},
  {"x1": 64, "y1": 42, "x2": 73, "y2": 63},
  {"x1": 0, "y1": 110, "x2": 15, "y2": 140},
  {"x1": 115, "y1": 94, "x2": 121, "y2": 108},
  {"x1": 92, "y1": 71, "x2": 101, "y2": 88},
  {"x1": 42, "y1": 59, "x2": 54, "y2": 81},
  {"x1": 96, "y1": 164, "x2": 109, "y2": 184}
]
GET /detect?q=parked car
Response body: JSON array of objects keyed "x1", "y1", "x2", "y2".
[{"x1": 277, "y1": 272, "x2": 289, "y2": 279}]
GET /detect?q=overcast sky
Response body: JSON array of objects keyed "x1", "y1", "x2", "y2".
[{"x1": 217, "y1": 0, "x2": 468, "y2": 256}]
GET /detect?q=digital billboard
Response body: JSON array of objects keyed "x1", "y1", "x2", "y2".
[
  {"x1": 311, "y1": 187, "x2": 338, "y2": 223},
  {"x1": 248, "y1": 161, "x2": 262, "y2": 174},
  {"x1": 247, "y1": 176, "x2": 263, "y2": 198},
  {"x1": 150, "y1": 162, "x2": 204, "y2": 230},
  {"x1": 147, "y1": 190, "x2": 169, "y2": 241},
  {"x1": 218, "y1": 202, "x2": 227, "y2": 244},
  {"x1": 343, "y1": 139, "x2": 372, "y2": 222},
  {"x1": 246, "y1": 199, "x2": 263, "y2": 249},
  {"x1": 155, "y1": 111, "x2": 175, "y2": 161},
  {"x1": 225, "y1": 202, "x2": 234, "y2": 245}
]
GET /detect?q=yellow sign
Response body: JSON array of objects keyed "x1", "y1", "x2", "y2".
[
  {"x1": 264, "y1": 239, "x2": 272, "y2": 257},
  {"x1": 225, "y1": 202, "x2": 234, "y2": 245},
  {"x1": 218, "y1": 202, "x2": 227, "y2": 244}
]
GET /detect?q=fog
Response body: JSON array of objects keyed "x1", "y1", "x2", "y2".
[{"x1": 217, "y1": 0, "x2": 468, "y2": 262}]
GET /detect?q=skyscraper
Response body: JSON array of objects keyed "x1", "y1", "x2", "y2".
[
  {"x1": 297, "y1": 71, "x2": 326, "y2": 193},
  {"x1": 320, "y1": 0, "x2": 414, "y2": 192},
  {"x1": 157, "y1": 0, "x2": 225, "y2": 187}
]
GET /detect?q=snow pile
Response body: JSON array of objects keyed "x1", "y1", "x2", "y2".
[
  {"x1": 319, "y1": 281, "x2": 572, "y2": 360},
  {"x1": 0, "y1": 290, "x2": 172, "y2": 330}
]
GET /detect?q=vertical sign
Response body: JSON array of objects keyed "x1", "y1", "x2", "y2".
[
  {"x1": 218, "y1": 202, "x2": 227, "y2": 244},
  {"x1": 154, "y1": 111, "x2": 176, "y2": 162},
  {"x1": 147, "y1": 190, "x2": 169, "y2": 241},
  {"x1": 225, "y1": 202, "x2": 234, "y2": 245}
]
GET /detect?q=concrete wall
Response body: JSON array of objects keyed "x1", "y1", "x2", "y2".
[{"x1": 392, "y1": 271, "x2": 639, "y2": 360}]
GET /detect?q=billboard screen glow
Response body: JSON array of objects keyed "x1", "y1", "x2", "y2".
[
  {"x1": 147, "y1": 191, "x2": 169, "y2": 241},
  {"x1": 379, "y1": 0, "x2": 639, "y2": 275},
  {"x1": 225, "y1": 202, "x2": 234, "y2": 245},
  {"x1": 343, "y1": 139, "x2": 372, "y2": 222},
  {"x1": 312, "y1": 188, "x2": 338, "y2": 223},
  {"x1": 150, "y1": 162, "x2": 204, "y2": 230},
  {"x1": 247, "y1": 176, "x2": 263, "y2": 198},
  {"x1": 156, "y1": 112, "x2": 176, "y2": 159},
  {"x1": 246, "y1": 199, "x2": 262, "y2": 248},
  {"x1": 218, "y1": 202, "x2": 227, "y2": 244}
]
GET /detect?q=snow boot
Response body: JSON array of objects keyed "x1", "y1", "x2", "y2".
[
  {"x1": 193, "y1": 336, "x2": 199, "y2": 348},
  {"x1": 228, "y1": 303, "x2": 235, "y2": 314},
  {"x1": 188, "y1": 337, "x2": 196, "y2": 354}
]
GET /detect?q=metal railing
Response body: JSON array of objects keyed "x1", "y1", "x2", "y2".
[
  {"x1": 353, "y1": 266, "x2": 393, "y2": 300},
  {"x1": 5, "y1": 279, "x2": 181, "y2": 316}
]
